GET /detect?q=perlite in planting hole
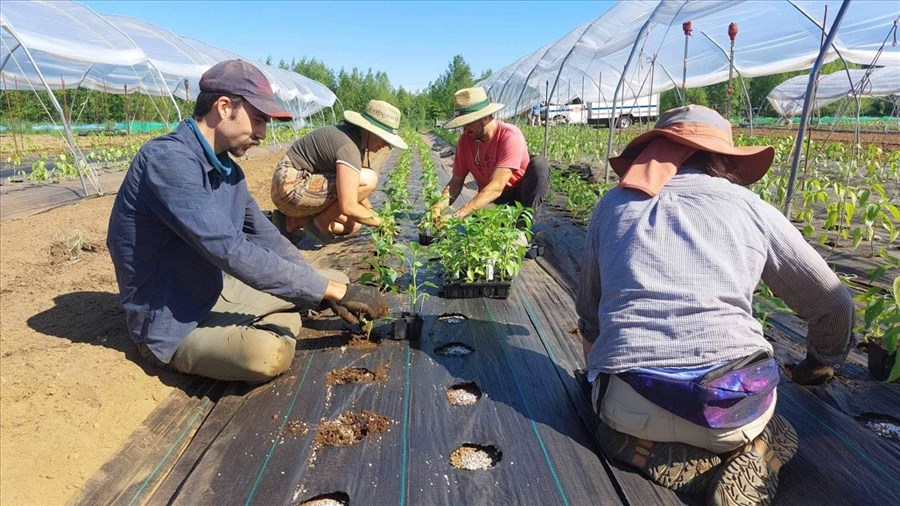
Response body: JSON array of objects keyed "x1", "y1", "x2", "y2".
[
  {"x1": 435, "y1": 342, "x2": 473, "y2": 356},
  {"x1": 447, "y1": 382, "x2": 482, "y2": 405},
  {"x1": 437, "y1": 313, "x2": 467, "y2": 324},
  {"x1": 450, "y1": 444, "x2": 502, "y2": 470}
]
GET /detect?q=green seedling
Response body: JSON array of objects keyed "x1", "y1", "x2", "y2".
[{"x1": 399, "y1": 242, "x2": 437, "y2": 315}]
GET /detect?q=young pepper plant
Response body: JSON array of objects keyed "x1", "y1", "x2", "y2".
[{"x1": 398, "y1": 242, "x2": 437, "y2": 314}]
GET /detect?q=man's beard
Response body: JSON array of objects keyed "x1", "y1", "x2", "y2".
[{"x1": 229, "y1": 141, "x2": 258, "y2": 157}]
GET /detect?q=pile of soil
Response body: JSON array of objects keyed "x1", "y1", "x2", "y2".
[
  {"x1": 314, "y1": 410, "x2": 392, "y2": 447},
  {"x1": 347, "y1": 333, "x2": 378, "y2": 350},
  {"x1": 325, "y1": 365, "x2": 389, "y2": 386},
  {"x1": 284, "y1": 420, "x2": 310, "y2": 436},
  {"x1": 47, "y1": 230, "x2": 103, "y2": 265}
]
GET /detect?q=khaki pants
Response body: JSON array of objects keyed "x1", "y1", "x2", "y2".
[
  {"x1": 593, "y1": 375, "x2": 775, "y2": 453},
  {"x1": 140, "y1": 270, "x2": 348, "y2": 384}
]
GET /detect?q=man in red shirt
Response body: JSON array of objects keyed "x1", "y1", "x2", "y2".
[{"x1": 435, "y1": 87, "x2": 549, "y2": 226}]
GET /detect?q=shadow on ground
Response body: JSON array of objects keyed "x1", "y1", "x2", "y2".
[{"x1": 28, "y1": 291, "x2": 194, "y2": 390}]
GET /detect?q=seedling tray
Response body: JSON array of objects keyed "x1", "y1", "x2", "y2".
[{"x1": 440, "y1": 281, "x2": 512, "y2": 299}]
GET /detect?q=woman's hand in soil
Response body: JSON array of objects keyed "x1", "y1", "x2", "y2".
[{"x1": 791, "y1": 353, "x2": 834, "y2": 385}]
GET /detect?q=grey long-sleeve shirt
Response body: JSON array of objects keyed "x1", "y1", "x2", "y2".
[
  {"x1": 107, "y1": 121, "x2": 328, "y2": 363},
  {"x1": 575, "y1": 167, "x2": 854, "y2": 375}
]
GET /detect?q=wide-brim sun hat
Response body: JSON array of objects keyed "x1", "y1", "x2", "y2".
[
  {"x1": 609, "y1": 104, "x2": 774, "y2": 186},
  {"x1": 443, "y1": 87, "x2": 506, "y2": 129},
  {"x1": 344, "y1": 100, "x2": 408, "y2": 150}
]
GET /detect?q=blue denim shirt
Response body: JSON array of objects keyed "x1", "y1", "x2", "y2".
[{"x1": 107, "y1": 121, "x2": 328, "y2": 363}]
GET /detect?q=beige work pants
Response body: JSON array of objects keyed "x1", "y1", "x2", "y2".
[
  {"x1": 140, "y1": 270, "x2": 347, "y2": 384},
  {"x1": 593, "y1": 375, "x2": 776, "y2": 453}
]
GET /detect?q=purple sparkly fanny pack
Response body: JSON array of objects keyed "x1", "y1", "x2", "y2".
[{"x1": 618, "y1": 352, "x2": 779, "y2": 429}]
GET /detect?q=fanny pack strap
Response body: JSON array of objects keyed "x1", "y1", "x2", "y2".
[{"x1": 700, "y1": 349, "x2": 771, "y2": 386}]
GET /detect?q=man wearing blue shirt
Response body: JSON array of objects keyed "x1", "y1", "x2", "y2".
[{"x1": 107, "y1": 60, "x2": 387, "y2": 384}]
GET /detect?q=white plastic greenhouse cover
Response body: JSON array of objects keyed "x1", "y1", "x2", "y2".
[
  {"x1": 1, "y1": 1, "x2": 164, "y2": 95},
  {"x1": 767, "y1": 66, "x2": 900, "y2": 116},
  {"x1": 179, "y1": 36, "x2": 336, "y2": 120},
  {"x1": 0, "y1": 1, "x2": 335, "y2": 118},
  {"x1": 478, "y1": 0, "x2": 900, "y2": 118}
]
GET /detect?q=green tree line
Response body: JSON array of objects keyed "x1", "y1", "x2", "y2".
[
  {"x1": 0, "y1": 55, "x2": 490, "y2": 129},
  {"x1": 0, "y1": 84, "x2": 192, "y2": 129},
  {"x1": 273, "y1": 54, "x2": 492, "y2": 127}
]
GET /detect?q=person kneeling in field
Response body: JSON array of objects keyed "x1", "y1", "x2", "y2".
[
  {"x1": 432, "y1": 87, "x2": 550, "y2": 237},
  {"x1": 270, "y1": 100, "x2": 408, "y2": 245},
  {"x1": 107, "y1": 60, "x2": 387, "y2": 384},
  {"x1": 576, "y1": 105, "x2": 854, "y2": 505}
]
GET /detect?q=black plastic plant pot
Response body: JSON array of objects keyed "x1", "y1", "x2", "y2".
[
  {"x1": 525, "y1": 243, "x2": 544, "y2": 259},
  {"x1": 392, "y1": 312, "x2": 424, "y2": 341},
  {"x1": 867, "y1": 343, "x2": 896, "y2": 381},
  {"x1": 440, "y1": 282, "x2": 512, "y2": 300},
  {"x1": 418, "y1": 232, "x2": 435, "y2": 246}
]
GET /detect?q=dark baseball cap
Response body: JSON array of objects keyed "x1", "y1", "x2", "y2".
[{"x1": 199, "y1": 59, "x2": 292, "y2": 121}]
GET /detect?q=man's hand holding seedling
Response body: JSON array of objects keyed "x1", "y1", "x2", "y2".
[{"x1": 329, "y1": 283, "x2": 389, "y2": 326}]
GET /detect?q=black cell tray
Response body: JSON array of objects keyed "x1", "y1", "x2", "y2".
[
  {"x1": 440, "y1": 281, "x2": 512, "y2": 299},
  {"x1": 525, "y1": 243, "x2": 544, "y2": 259}
]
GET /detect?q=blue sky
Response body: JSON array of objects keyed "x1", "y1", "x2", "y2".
[{"x1": 82, "y1": 1, "x2": 614, "y2": 92}]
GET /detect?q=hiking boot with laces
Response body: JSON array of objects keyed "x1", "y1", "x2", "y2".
[
  {"x1": 596, "y1": 421, "x2": 722, "y2": 494},
  {"x1": 707, "y1": 415, "x2": 799, "y2": 506}
]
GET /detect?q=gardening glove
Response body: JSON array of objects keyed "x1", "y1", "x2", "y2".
[
  {"x1": 791, "y1": 353, "x2": 834, "y2": 385},
  {"x1": 330, "y1": 283, "x2": 389, "y2": 326}
]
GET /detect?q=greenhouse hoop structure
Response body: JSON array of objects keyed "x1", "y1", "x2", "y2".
[
  {"x1": 767, "y1": 65, "x2": 900, "y2": 117},
  {"x1": 476, "y1": 0, "x2": 900, "y2": 194},
  {"x1": 0, "y1": 0, "x2": 336, "y2": 197}
]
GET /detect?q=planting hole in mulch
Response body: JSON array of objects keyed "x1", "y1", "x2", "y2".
[
  {"x1": 314, "y1": 410, "x2": 392, "y2": 447},
  {"x1": 437, "y1": 313, "x2": 468, "y2": 324},
  {"x1": 447, "y1": 382, "x2": 482, "y2": 405},
  {"x1": 435, "y1": 342, "x2": 473, "y2": 357},
  {"x1": 325, "y1": 365, "x2": 389, "y2": 386},
  {"x1": 450, "y1": 444, "x2": 502, "y2": 470},
  {"x1": 298, "y1": 491, "x2": 350, "y2": 506},
  {"x1": 856, "y1": 413, "x2": 900, "y2": 441}
]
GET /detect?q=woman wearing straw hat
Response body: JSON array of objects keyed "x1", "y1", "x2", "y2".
[
  {"x1": 271, "y1": 100, "x2": 408, "y2": 244},
  {"x1": 575, "y1": 105, "x2": 854, "y2": 505},
  {"x1": 434, "y1": 87, "x2": 549, "y2": 230}
]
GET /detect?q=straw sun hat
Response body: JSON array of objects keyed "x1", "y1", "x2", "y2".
[
  {"x1": 344, "y1": 100, "x2": 408, "y2": 150},
  {"x1": 609, "y1": 104, "x2": 774, "y2": 186},
  {"x1": 443, "y1": 87, "x2": 506, "y2": 129}
]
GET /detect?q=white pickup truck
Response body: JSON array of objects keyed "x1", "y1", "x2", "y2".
[{"x1": 538, "y1": 94, "x2": 659, "y2": 128}]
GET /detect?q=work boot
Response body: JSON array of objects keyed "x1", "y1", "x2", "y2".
[
  {"x1": 707, "y1": 415, "x2": 799, "y2": 506},
  {"x1": 596, "y1": 421, "x2": 722, "y2": 494}
]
